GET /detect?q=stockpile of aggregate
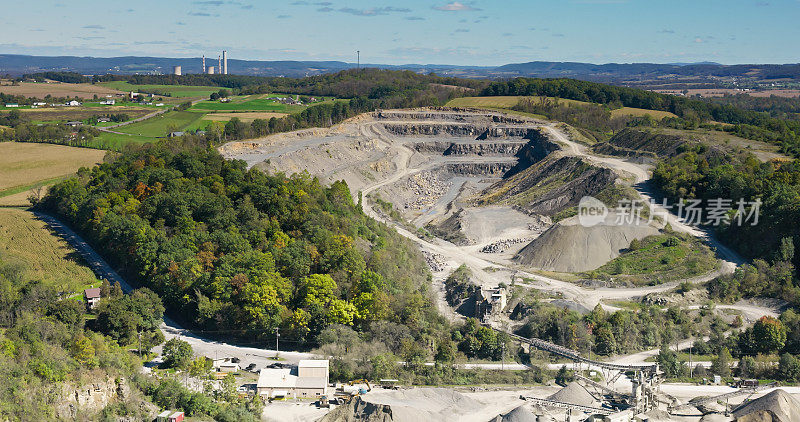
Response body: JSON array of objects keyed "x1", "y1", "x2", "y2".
[
  {"x1": 732, "y1": 389, "x2": 800, "y2": 422},
  {"x1": 545, "y1": 382, "x2": 598, "y2": 407}
]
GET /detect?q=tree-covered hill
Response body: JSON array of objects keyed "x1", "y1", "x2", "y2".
[{"x1": 37, "y1": 140, "x2": 442, "y2": 346}]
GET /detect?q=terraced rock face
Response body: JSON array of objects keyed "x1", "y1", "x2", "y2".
[{"x1": 219, "y1": 107, "x2": 657, "y2": 275}]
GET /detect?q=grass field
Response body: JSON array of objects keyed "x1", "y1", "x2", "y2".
[
  {"x1": 17, "y1": 106, "x2": 153, "y2": 123},
  {"x1": 0, "y1": 208, "x2": 99, "y2": 290},
  {"x1": 446, "y1": 95, "x2": 588, "y2": 108},
  {"x1": 190, "y1": 96, "x2": 307, "y2": 113},
  {"x1": 114, "y1": 110, "x2": 204, "y2": 137},
  {"x1": 201, "y1": 111, "x2": 289, "y2": 122},
  {"x1": 0, "y1": 142, "x2": 106, "y2": 195},
  {"x1": 610, "y1": 107, "x2": 678, "y2": 119},
  {"x1": 446, "y1": 96, "x2": 678, "y2": 120},
  {"x1": 88, "y1": 132, "x2": 160, "y2": 151},
  {"x1": 98, "y1": 81, "x2": 222, "y2": 98},
  {"x1": 0, "y1": 81, "x2": 124, "y2": 99},
  {"x1": 587, "y1": 232, "x2": 717, "y2": 285}
]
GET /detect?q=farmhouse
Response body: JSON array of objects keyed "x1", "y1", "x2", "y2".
[
  {"x1": 4, "y1": 104, "x2": 19, "y2": 108},
  {"x1": 66, "y1": 121, "x2": 83, "y2": 127},
  {"x1": 256, "y1": 359, "x2": 329, "y2": 399},
  {"x1": 33, "y1": 102, "x2": 46, "y2": 106},
  {"x1": 84, "y1": 288, "x2": 101, "y2": 309},
  {"x1": 100, "y1": 99, "x2": 115, "y2": 105},
  {"x1": 66, "y1": 100, "x2": 82, "y2": 107}
]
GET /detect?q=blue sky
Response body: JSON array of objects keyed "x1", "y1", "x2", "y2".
[{"x1": 2, "y1": 0, "x2": 799, "y2": 65}]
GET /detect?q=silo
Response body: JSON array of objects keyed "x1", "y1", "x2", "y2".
[
  {"x1": 173, "y1": 66, "x2": 182, "y2": 76},
  {"x1": 207, "y1": 66, "x2": 215, "y2": 75}
]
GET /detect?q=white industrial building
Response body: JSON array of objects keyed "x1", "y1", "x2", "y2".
[{"x1": 257, "y1": 359, "x2": 329, "y2": 399}]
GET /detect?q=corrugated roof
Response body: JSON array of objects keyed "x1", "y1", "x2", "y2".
[
  {"x1": 257, "y1": 368, "x2": 297, "y2": 388},
  {"x1": 84, "y1": 288, "x2": 101, "y2": 298}
]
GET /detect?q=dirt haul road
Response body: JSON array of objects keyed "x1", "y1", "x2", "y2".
[
  {"x1": 219, "y1": 109, "x2": 777, "y2": 322},
  {"x1": 359, "y1": 122, "x2": 761, "y2": 315}
]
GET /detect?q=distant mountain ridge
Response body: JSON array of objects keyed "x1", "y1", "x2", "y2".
[{"x1": 1, "y1": 54, "x2": 798, "y2": 81}]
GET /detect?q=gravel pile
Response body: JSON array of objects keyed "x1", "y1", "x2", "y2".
[
  {"x1": 480, "y1": 237, "x2": 533, "y2": 253},
  {"x1": 404, "y1": 171, "x2": 451, "y2": 210},
  {"x1": 422, "y1": 251, "x2": 446, "y2": 272},
  {"x1": 487, "y1": 405, "x2": 537, "y2": 422},
  {"x1": 546, "y1": 382, "x2": 598, "y2": 407},
  {"x1": 732, "y1": 389, "x2": 800, "y2": 422}
]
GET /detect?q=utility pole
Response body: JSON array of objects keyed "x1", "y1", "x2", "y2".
[
  {"x1": 501, "y1": 343, "x2": 506, "y2": 371},
  {"x1": 274, "y1": 328, "x2": 280, "y2": 355},
  {"x1": 689, "y1": 336, "x2": 693, "y2": 378}
]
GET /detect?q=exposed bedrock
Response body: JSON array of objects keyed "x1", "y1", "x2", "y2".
[
  {"x1": 593, "y1": 127, "x2": 688, "y2": 159},
  {"x1": 479, "y1": 155, "x2": 617, "y2": 216},
  {"x1": 445, "y1": 162, "x2": 515, "y2": 176},
  {"x1": 375, "y1": 109, "x2": 528, "y2": 124},
  {"x1": 507, "y1": 129, "x2": 561, "y2": 175},
  {"x1": 381, "y1": 122, "x2": 486, "y2": 137},
  {"x1": 412, "y1": 141, "x2": 526, "y2": 156}
]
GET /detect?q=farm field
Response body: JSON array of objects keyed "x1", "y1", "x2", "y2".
[
  {"x1": 89, "y1": 132, "x2": 159, "y2": 151},
  {"x1": 98, "y1": 81, "x2": 222, "y2": 98},
  {"x1": 114, "y1": 110, "x2": 203, "y2": 137},
  {"x1": 610, "y1": 107, "x2": 677, "y2": 119},
  {"x1": 201, "y1": 111, "x2": 289, "y2": 122},
  {"x1": 17, "y1": 105, "x2": 153, "y2": 122},
  {"x1": 0, "y1": 208, "x2": 99, "y2": 290},
  {"x1": 0, "y1": 142, "x2": 105, "y2": 195},
  {"x1": 446, "y1": 95, "x2": 588, "y2": 108},
  {"x1": 0, "y1": 81, "x2": 124, "y2": 99},
  {"x1": 446, "y1": 96, "x2": 678, "y2": 119},
  {"x1": 189, "y1": 95, "x2": 307, "y2": 113}
]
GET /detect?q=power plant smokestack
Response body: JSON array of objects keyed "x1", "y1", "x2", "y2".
[
  {"x1": 218, "y1": 56, "x2": 221, "y2": 75},
  {"x1": 222, "y1": 50, "x2": 228, "y2": 75},
  {"x1": 202, "y1": 55, "x2": 206, "y2": 73}
]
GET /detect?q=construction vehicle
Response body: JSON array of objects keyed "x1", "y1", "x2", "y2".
[{"x1": 328, "y1": 379, "x2": 372, "y2": 405}]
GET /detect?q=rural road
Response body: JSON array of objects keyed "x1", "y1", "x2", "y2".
[{"x1": 35, "y1": 212, "x2": 315, "y2": 368}]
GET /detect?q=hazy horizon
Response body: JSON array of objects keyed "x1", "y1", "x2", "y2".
[{"x1": 3, "y1": 0, "x2": 799, "y2": 66}]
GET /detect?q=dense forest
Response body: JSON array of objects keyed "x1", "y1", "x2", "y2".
[
  {"x1": 0, "y1": 251, "x2": 264, "y2": 419},
  {"x1": 652, "y1": 146, "x2": 800, "y2": 304},
  {"x1": 37, "y1": 140, "x2": 443, "y2": 348},
  {"x1": 20, "y1": 71, "x2": 91, "y2": 84},
  {"x1": 94, "y1": 68, "x2": 486, "y2": 96},
  {"x1": 484, "y1": 78, "x2": 800, "y2": 157}
]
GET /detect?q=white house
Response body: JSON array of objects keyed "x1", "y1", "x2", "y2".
[
  {"x1": 100, "y1": 99, "x2": 115, "y2": 105},
  {"x1": 4, "y1": 104, "x2": 19, "y2": 108},
  {"x1": 66, "y1": 100, "x2": 82, "y2": 106}
]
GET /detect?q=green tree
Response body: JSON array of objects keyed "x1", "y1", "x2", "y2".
[
  {"x1": 752, "y1": 316, "x2": 787, "y2": 354},
  {"x1": 163, "y1": 338, "x2": 193, "y2": 369},
  {"x1": 711, "y1": 347, "x2": 732, "y2": 377},
  {"x1": 779, "y1": 353, "x2": 800, "y2": 382}
]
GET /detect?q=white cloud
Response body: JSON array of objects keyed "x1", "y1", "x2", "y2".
[{"x1": 433, "y1": 2, "x2": 480, "y2": 12}]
